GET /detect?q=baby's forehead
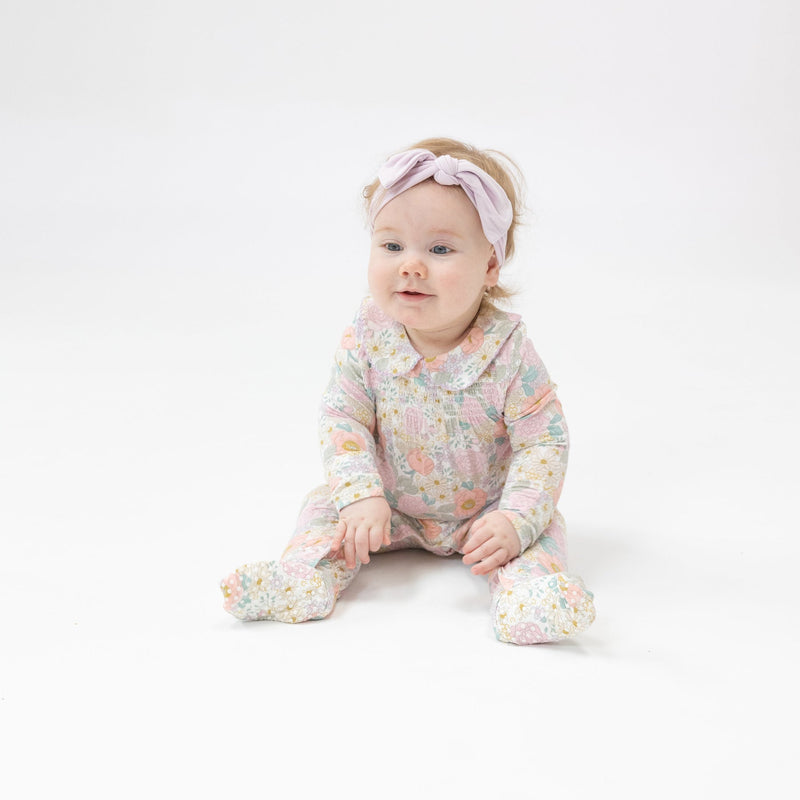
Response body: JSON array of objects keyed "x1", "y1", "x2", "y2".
[{"x1": 372, "y1": 181, "x2": 482, "y2": 232}]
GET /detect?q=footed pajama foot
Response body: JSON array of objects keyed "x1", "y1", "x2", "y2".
[
  {"x1": 220, "y1": 560, "x2": 335, "y2": 623},
  {"x1": 493, "y1": 572, "x2": 596, "y2": 645}
]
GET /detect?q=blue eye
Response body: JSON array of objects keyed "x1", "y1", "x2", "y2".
[
  {"x1": 431, "y1": 245, "x2": 451, "y2": 255},
  {"x1": 385, "y1": 242, "x2": 402, "y2": 252}
]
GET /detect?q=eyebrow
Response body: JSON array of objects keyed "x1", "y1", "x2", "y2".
[
  {"x1": 429, "y1": 228, "x2": 463, "y2": 238},
  {"x1": 373, "y1": 226, "x2": 465, "y2": 239}
]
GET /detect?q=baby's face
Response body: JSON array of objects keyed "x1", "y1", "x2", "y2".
[{"x1": 368, "y1": 180, "x2": 499, "y2": 357}]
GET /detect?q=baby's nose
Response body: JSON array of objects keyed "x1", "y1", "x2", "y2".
[{"x1": 400, "y1": 257, "x2": 427, "y2": 278}]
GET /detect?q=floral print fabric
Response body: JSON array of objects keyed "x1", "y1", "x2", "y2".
[
  {"x1": 221, "y1": 298, "x2": 596, "y2": 643},
  {"x1": 320, "y1": 297, "x2": 569, "y2": 553}
]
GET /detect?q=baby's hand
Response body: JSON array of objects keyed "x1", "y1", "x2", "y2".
[
  {"x1": 333, "y1": 496, "x2": 392, "y2": 569},
  {"x1": 462, "y1": 511, "x2": 521, "y2": 576}
]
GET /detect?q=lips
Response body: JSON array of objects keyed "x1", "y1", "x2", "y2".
[{"x1": 397, "y1": 289, "x2": 432, "y2": 299}]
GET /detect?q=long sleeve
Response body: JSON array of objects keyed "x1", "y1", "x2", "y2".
[
  {"x1": 318, "y1": 323, "x2": 386, "y2": 512},
  {"x1": 498, "y1": 336, "x2": 569, "y2": 552}
]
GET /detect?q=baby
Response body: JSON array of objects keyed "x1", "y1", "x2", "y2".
[{"x1": 220, "y1": 137, "x2": 596, "y2": 644}]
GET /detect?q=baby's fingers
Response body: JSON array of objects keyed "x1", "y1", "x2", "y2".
[
  {"x1": 354, "y1": 522, "x2": 374, "y2": 565},
  {"x1": 368, "y1": 523, "x2": 387, "y2": 554},
  {"x1": 343, "y1": 534, "x2": 357, "y2": 569},
  {"x1": 462, "y1": 525, "x2": 492, "y2": 555},
  {"x1": 462, "y1": 537, "x2": 496, "y2": 566},
  {"x1": 469, "y1": 516, "x2": 487, "y2": 534},
  {"x1": 469, "y1": 548, "x2": 508, "y2": 576},
  {"x1": 331, "y1": 519, "x2": 347, "y2": 553}
]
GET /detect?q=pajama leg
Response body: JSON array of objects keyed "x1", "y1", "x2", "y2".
[
  {"x1": 220, "y1": 485, "x2": 359, "y2": 623},
  {"x1": 489, "y1": 510, "x2": 596, "y2": 644}
]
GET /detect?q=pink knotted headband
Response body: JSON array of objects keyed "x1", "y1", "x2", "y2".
[{"x1": 368, "y1": 148, "x2": 514, "y2": 266}]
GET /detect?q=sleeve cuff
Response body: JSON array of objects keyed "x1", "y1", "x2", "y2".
[
  {"x1": 330, "y1": 477, "x2": 385, "y2": 512},
  {"x1": 499, "y1": 510, "x2": 534, "y2": 553}
]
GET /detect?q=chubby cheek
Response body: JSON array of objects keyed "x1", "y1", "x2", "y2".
[
  {"x1": 366, "y1": 262, "x2": 382, "y2": 296},
  {"x1": 439, "y1": 269, "x2": 479, "y2": 300},
  {"x1": 366, "y1": 260, "x2": 393, "y2": 303}
]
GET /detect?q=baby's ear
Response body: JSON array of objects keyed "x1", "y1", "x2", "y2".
[{"x1": 485, "y1": 247, "x2": 500, "y2": 286}]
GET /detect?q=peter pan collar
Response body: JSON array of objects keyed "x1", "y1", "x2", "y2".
[{"x1": 360, "y1": 298, "x2": 521, "y2": 392}]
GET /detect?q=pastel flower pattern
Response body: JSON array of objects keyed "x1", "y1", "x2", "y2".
[
  {"x1": 221, "y1": 299, "x2": 596, "y2": 644},
  {"x1": 320, "y1": 298, "x2": 569, "y2": 552}
]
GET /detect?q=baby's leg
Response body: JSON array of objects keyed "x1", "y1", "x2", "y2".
[
  {"x1": 489, "y1": 510, "x2": 596, "y2": 644},
  {"x1": 220, "y1": 486, "x2": 358, "y2": 623}
]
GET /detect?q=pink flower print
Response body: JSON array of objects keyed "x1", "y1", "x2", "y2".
[
  {"x1": 282, "y1": 561, "x2": 315, "y2": 580},
  {"x1": 536, "y1": 552, "x2": 564, "y2": 574},
  {"x1": 564, "y1": 583, "x2": 584, "y2": 609},
  {"x1": 331, "y1": 430, "x2": 368, "y2": 455},
  {"x1": 510, "y1": 621, "x2": 549, "y2": 644},
  {"x1": 497, "y1": 571, "x2": 515, "y2": 591},
  {"x1": 513, "y1": 412, "x2": 549, "y2": 437},
  {"x1": 366, "y1": 302, "x2": 388, "y2": 327},
  {"x1": 454, "y1": 487, "x2": 488, "y2": 518},
  {"x1": 221, "y1": 572, "x2": 243, "y2": 611},
  {"x1": 408, "y1": 360, "x2": 424, "y2": 378},
  {"x1": 493, "y1": 419, "x2": 508, "y2": 439},
  {"x1": 397, "y1": 494, "x2": 431, "y2": 517},
  {"x1": 503, "y1": 490, "x2": 543, "y2": 511},
  {"x1": 519, "y1": 385, "x2": 555, "y2": 417},
  {"x1": 452, "y1": 448, "x2": 488, "y2": 475},
  {"x1": 340, "y1": 326, "x2": 356, "y2": 350},
  {"x1": 285, "y1": 529, "x2": 314, "y2": 551},
  {"x1": 461, "y1": 326, "x2": 484, "y2": 354},
  {"x1": 407, "y1": 448, "x2": 435, "y2": 475},
  {"x1": 423, "y1": 354, "x2": 448, "y2": 372},
  {"x1": 420, "y1": 519, "x2": 442, "y2": 541}
]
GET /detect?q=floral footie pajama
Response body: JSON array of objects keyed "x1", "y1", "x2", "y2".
[
  {"x1": 221, "y1": 489, "x2": 595, "y2": 643},
  {"x1": 220, "y1": 297, "x2": 596, "y2": 644}
]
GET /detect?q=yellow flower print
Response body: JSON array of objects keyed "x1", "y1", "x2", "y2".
[
  {"x1": 454, "y1": 487, "x2": 488, "y2": 518},
  {"x1": 331, "y1": 430, "x2": 368, "y2": 455}
]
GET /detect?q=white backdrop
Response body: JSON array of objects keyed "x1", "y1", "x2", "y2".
[{"x1": 2, "y1": 1, "x2": 798, "y2": 797}]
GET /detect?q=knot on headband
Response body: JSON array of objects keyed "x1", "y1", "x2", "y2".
[
  {"x1": 369, "y1": 148, "x2": 513, "y2": 266},
  {"x1": 430, "y1": 154, "x2": 461, "y2": 184}
]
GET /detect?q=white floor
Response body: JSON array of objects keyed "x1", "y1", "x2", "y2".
[
  {"x1": 2, "y1": 3, "x2": 799, "y2": 798},
  {"x1": 5, "y1": 273, "x2": 797, "y2": 798}
]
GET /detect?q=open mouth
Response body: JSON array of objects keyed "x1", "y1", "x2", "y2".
[{"x1": 398, "y1": 290, "x2": 430, "y2": 298}]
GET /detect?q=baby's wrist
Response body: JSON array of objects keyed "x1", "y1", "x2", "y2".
[
  {"x1": 344, "y1": 494, "x2": 387, "y2": 507},
  {"x1": 499, "y1": 510, "x2": 531, "y2": 553}
]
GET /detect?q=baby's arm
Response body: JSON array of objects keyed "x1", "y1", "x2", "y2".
[
  {"x1": 496, "y1": 333, "x2": 569, "y2": 555},
  {"x1": 320, "y1": 318, "x2": 385, "y2": 501},
  {"x1": 320, "y1": 312, "x2": 389, "y2": 566}
]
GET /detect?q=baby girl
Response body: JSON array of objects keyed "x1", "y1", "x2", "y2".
[{"x1": 220, "y1": 137, "x2": 596, "y2": 644}]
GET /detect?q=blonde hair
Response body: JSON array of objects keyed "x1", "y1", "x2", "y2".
[{"x1": 363, "y1": 137, "x2": 525, "y2": 302}]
